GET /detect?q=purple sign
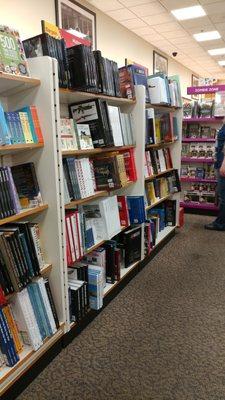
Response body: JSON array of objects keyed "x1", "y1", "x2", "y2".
[{"x1": 187, "y1": 85, "x2": 225, "y2": 95}]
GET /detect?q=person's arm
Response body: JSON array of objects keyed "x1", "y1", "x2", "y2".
[{"x1": 220, "y1": 158, "x2": 225, "y2": 176}]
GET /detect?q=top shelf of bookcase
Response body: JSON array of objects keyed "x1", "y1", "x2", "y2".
[
  {"x1": 145, "y1": 103, "x2": 181, "y2": 112},
  {"x1": 0, "y1": 72, "x2": 40, "y2": 96},
  {"x1": 59, "y1": 88, "x2": 136, "y2": 106},
  {"x1": 183, "y1": 117, "x2": 223, "y2": 123}
]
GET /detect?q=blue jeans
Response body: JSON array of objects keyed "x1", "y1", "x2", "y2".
[{"x1": 214, "y1": 172, "x2": 225, "y2": 228}]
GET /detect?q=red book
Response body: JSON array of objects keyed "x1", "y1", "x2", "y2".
[
  {"x1": 65, "y1": 215, "x2": 74, "y2": 266},
  {"x1": 164, "y1": 113, "x2": 174, "y2": 142},
  {"x1": 0, "y1": 286, "x2": 7, "y2": 306},
  {"x1": 117, "y1": 195, "x2": 130, "y2": 227},
  {"x1": 30, "y1": 106, "x2": 44, "y2": 143},
  {"x1": 163, "y1": 148, "x2": 173, "y2": 169},
  {"x1": 119, "y1": 67, "x2": 135, "y2": 99},
  {"x1": 121, "y1": 148, "x2": 137, "y2": 182}
]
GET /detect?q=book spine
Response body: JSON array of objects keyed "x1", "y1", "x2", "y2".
[
  {"x1": 18, "y1": 112, "x2": 33, "y2": 144},
  {"x1": 30, "y1": 106, "x2": 44, "y2": 144}
]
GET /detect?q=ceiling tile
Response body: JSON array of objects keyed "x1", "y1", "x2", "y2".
[
  {"x1": 154, "y1": 22, "x2": 181, "y2": 33},
  {"x1": 164, "y1": 29, "x2": 189, "y2": 38},
  {"x1": 119, "y1": 18, "x2": 147, "y2": 29},
  {"x1": 179, "y1": 16, "x2": 213, "y2": 30},
  {"x1": 142, "y1": 13, "x2": 174, "y2": 25},
  {"x1": 203, "y1": 1, "x2": 225, "y2": 13},
  {"x1": 143, "y1": 33, "x2": 166, "y2": 42},
  {"x1": 214, "y1": 22, "x2": 225, "y2": 31},
  {"x1": 131, "y1": 26, "x2": 157, "y2": 35},
  {"x1": 199, "y1": 39, "x2": 225, "y2": 49},
  {"x1": 160, "y1": 0, "x2": 198, "y2": 9},
  {"x1": 130, "y1": 1, "x2": 166, "y2": 17},
  {"x1": 210, "y1": 13, "x2": 225, "y2": 24},
  {"x1": 168, "y1": 36, "x2": 194, "y2": 45},
  {"x1": 118, "y1": 0, "x2": 155, "y2": 6},
  {"x1": 107, "y1": 9, "x2": 137, "y2": 21},
  {"x1": 88, "y1": 0, "x2": 122, "y2": 11},
  {"x1": 199, "y1": 0, "x2": 221, "y2": 5}
]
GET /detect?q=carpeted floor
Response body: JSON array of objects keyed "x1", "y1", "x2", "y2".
[{"x1": 18, "y1": 214, "x2": 225, "y2": 400}]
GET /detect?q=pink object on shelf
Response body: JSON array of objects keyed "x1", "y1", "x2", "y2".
[
  {"x1": 180, "y1": 201, "x2": 218, "y2": 211},
  {"x1": 187, "y1": 85, "x2": 225, "y2": 95},
  {"x1": 182, "y1": 138, "x2": 215, "y2": 143},
  {"x1": 180, "y1": 177, "x2": 217, "y2": 184},
  {"x1": 183, "y1": 117, "x2": 223, "y2": 123},
  {"x1": 181, "y1": 157, "x2": 214, "y2": 164}
]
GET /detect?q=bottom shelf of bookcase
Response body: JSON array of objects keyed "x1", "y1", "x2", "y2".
[
  {"x1": 180, "y1": 201, "x2": 218, "y2": 211},
  {"x1": 0, "y1": 325, "x2": 64, "y2": 395}
]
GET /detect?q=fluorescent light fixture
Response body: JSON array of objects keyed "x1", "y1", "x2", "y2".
[
  {"x1": 193, "y1": 31, "x2": 221, "y2": 42},
  {"x1": 208, "y1": 48, "x2": 225, "y2": 55},
  {"x1": 218, "y1": 60, "x2": 225, "y2": 66},
  {"x1": 171, "y1": 5, "x2": 206, "y2": 21}
]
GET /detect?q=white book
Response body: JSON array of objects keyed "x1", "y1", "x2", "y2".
[
  {"x1": 169, "y1": 82, "x2": 176, "y2": 107},
  {"x1": 157, "y1": 149, "x2": 167, "y2": 172},
  {"x1": 29, "y1": 224, "x2": 45, "y2": 270},
  {"x1": 108, "y1": 105, "x2": 124, "y2": 146},
  {"x1": 146, "y1": 108, "x2": 156, "y2": 144},
  {"x1": 99, "y1": 196, "x2": 121, "y2": 239},
  {"x1": 76, "y1": 212, "x2": 84, "y2": 257},
  {"x1": 66, "y1": 216, "x2": 76, "y2": 262},
  {"x1": 36, "y1": 278, "x2": 57, "y2": 335},
  {"x1": 60, "y1": 118, "x2": 78, "y2": 150},
  {"x1": 10, "y1": 289, "x2": 43, "y2": 351},
  {"x1": 70, "y1": 214, "x2": 80, "y2": 260},
  {"x1": 76, "y1": 124, "x2": 93, "y2": 149},
  {"x1": 148, "y1": 76, "x2": 168, "y2": 104},
  {"x1": 119, "y1": 113, "x2": 128, "y2": 145}
]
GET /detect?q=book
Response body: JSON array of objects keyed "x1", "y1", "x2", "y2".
[
  {"x1": 0, "y1": 25, "x2": 29, "y2": 76},
  {"x1": 117, "y1": 196, "x2": 130, "y2": 227},
  {"x1": 0, "y1": 103, "x2": 11, "y2": 145},
  {"x1": 117, "y1": 225, "x2": 142, "y2": 268},
  {"x1": 76, "y1": 124, "x2": 94, "y2": 150},
  {"x1": 60, "y1": 118, "x2": 78, "y2": 151},
  {"x1": 11, "y1": 162, "x2": 43, "y2": 208},
  {"x1": 107, "y1": 105, "x2": 124, "y2": 147}
]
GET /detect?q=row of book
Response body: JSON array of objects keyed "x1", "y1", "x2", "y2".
[
  {"x1": 0, "y1": 221, "x2": 45, "y2": 294},
  {"x1": 182, "y1": 123, "x2": 217, "y2": 139},
  {"x1": 60, "y1": 105, "x2": 134, "y2": 151},
  {"x1": 145, "y1": 170, "x2": 181, "y2": 207},
  {"x1": 63, "y1": 149, "x2": 137, "y2": 203},
  {"x1": 0, "y1": 162, "x2": 43, "y2": 219},
  {"x1": 145, "y1": 200, "x2": 176, "y2": 256},
  {"x1": 183, "y1": 190, "x2": 216, "y2": 205},
  {"x1": 0, "y1": 104, "x2": 44, "y2": 146},
  {"x1": 183, "y1": 100, "x2": 222, "y2": 119},
  {"x1": 182, "y1": 143, "x2": 215, "y2": 159},
  {"x1": 146, "y1": 109, "x2": 179, "y2": 145},
  {"x1": 145, "y1": 148, "x2": 173, "y2": 178},
  {"x1": 181, "y1": 165, "x2": 215, "y2": 180},
  {"x1": 0, "y1": 277, "x2": 59, "y2": 367},
  {"x1": 69, "y1": 100, "x2": 134, "y2": 149},
  {"x1": 182, "y1": 182, "x2": 217, "y2": 193}
]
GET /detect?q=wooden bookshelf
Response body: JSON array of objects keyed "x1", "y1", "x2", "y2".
[
  {"x1": 59, "y1": 88, "x2": 136, "y2": 106},
  {"x1": 145, "y1": 168, "x2": 174, "y2": 181},
  {"x1": 0, "y1": 204, "x2": 48, "y2": 226},
  {"x1": 62, "y1": 145, "x2": 135, "y2": 157},
  {"x1": 40, "y1": 263, "x2": 53, "y2": 275},
  {"x1": 0, "y1": 143, "x2": 44, "y2": 155},
  {"x1": 145, "y1": 194, "x2": 171, "y2": 210},
  {"x1": 0, "y1": 72, "x2": 40, "y2": 97},
  {"x1": 145, "y1": 141, "x2": 177, "y2": 149},
  {"x1": 145, "y1": 103, "x2": 181, "y2": 111},
  {"x1": 65, "y1": 191, "x2": 108, "y2": 209}
]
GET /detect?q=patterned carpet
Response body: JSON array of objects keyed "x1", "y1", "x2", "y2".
[{"x1": 18, "y1": 214, "x2": 225, "y2": 400}]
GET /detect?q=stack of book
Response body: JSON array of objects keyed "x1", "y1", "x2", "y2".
[
  {"x1": 183, "y1": 183, "x2": 217, "y2": 205},
  {"x1": 147, "y1": 73, "x2": 182, "y2": 107},
  {"x1": 145, "y1": 148, "x2": 173, "y2": 178},
  {"x1": 69, "y1": 100, "x2": 135, "y2": 148},
  {"x1": 0, "y1": 162, "x2": 43, "y2": 219},
  {"x1": 0, "y1": 277, "x2": 59, "y2": 367},
  {"x1": 67, "y1": 268, "x2": 90, "y2": 321},
  {"x1": 145, "y1": 170, "x2": 180, "y2": 206},
  {"x1": 0, "y1": 103, "x2": 44, "y2": 145},
  {"x1": 181, "y1": 143, "x2": 215, "y2": 159},
  {"x1": 119, "y1": 63, "x2": 149, "y2": 102},
  {"x1": 0, "y1": 221, "x2": 46, "y2": 294},
  {"x1": 145, "y1": 109, "x2": 179, "y2": 145},
  {"x1": 181, "y1": 165, "x2": 215, "y2": 180},
  {"x1": 182, "y1": 122, "x2": 217, "y2": 139},
  {"x1": 145, "y1": 200, "x2": 176, "y2": 255},
  {"x1": 183, "y1": 99, "x2": 216, "y2": 119}
]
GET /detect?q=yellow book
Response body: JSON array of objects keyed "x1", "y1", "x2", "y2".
[
  {"x1": 116, "y1": 154, "x2": 128, "y2": 187},
  {"x1": 19, "y1": 112, "x2": 34, "y2": 144},
  {"x1": 3, "y1": 304, "x2": 23, "y2": 354},
  {"x1": 160, "y1": 178, "x2": 169, "y2": 197},
  {"x1": 155, "y1": 119, "x2": 161, "y2": 144},
  {"x1": 146, "y1": 182, "x2": 156, "y2": 204}
]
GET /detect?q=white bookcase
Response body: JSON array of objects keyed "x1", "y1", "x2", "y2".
[{"x1": 0, "y1": 56, "x2": 182, "y2": 394}]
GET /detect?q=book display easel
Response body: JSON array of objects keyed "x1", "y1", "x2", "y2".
[
  {"x1": 0, "y1": 54, "x2": 182, "y2": 398},
  {"x1": 181, "y1": 85, "x2": 225, "y2": 214}
]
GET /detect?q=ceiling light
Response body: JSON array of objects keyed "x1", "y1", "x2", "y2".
[
  {"x1": 218, "y1": 60, "x2": 225, "y2": 66},
  {"x1": 208, "y1": 48, "x2": 225, "y2": 55},
  {"x1": 193, "y1": 31, "x2": 221, "y2": 42},
  {"x1": 171, "y1": 5, "x2": 206, "y2": 21}
]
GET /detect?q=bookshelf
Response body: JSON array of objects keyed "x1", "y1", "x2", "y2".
[
  {"x1": 0, "y1": 72, "x2": 40, "y2": 96},
  {"x1": 0, "y1": 58, "x2": 182, "y2": 396}
]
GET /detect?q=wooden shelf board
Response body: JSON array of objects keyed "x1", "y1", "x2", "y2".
[
  {"x1": 145, "y1": 194, "x2": 171, "y2": 210},
  {"x1": 0, "y1": 143, "x2": 44, "y2": 155},
  {"x1": 145, "y1": 168, "x2": 174, "y2": 181},
  {"x1": 65, "y1": 191, "x2": 108, "y2": 208},
  {"x1": 0, "y1": 73, "x2": 40, "y2": 96},
  {"x1": 0, "y1": 205, "x2": 48, "y2": 226},
  {"x1": 0, "y1": 326, "x2": 64, "y2": 392},
  {"x1": 40, "y1": 263, "x2": 53, "y2": 275},
  {"x1": 62, "y1": 145, "x2": 135, "y2": 157},
  {"x1": 146, "y1": 141, "x2": 177, "y2": 149},
  {"x1": 59, "y1": 88, "x2": 136, "y2": 106},
  {"x1": 146, "y1": 103, "x2": 181, "y2": 111}
]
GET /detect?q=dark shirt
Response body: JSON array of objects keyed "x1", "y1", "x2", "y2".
[{"x1": 215, "y1": 124, "x2": 225, "y2": 169}]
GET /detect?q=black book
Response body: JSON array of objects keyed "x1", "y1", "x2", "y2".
[
  {"x1": 69, "y1": 99, "x2": 114, "y2": 148},
  {"x1": 44, "y1": 278, "x2": 60, "y2": 329},
  {"x1": 149, "y1": 150, "x2": 158, "y2": 175},
  {"x1": 103, "y1": 241, "x2": 116, "y2": 284},
  {"x1": 0, "y1": 233, "x2": 22, "y2": 292},
  {"x1": 118, "y1": 225, "x2": 142, "y2": 268},
  {"x1": 11, "y1": 162, "x2": 42, "y2": 208},
  {"x1": 165, "y1": 200, "x2": 176, "y2": 226},
  {"x1": 93, "y1": 156, "x2": 121, "y2": 190}
]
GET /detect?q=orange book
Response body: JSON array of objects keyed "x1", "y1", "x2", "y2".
[
  {"x1": 3, "y1": 305, "x2": 23, "y2": 353},
  {"x1": 30, "y1": 106, "x2": 44, "y2": 143}
]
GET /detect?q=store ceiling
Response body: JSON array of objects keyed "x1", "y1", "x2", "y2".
[{"x1": 88, "y1": 0, "x2": 225, "y2": 79}]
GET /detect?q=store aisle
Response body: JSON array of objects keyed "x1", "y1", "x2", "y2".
[{"x1": 18, "y1": 214, "x2": 225, "y2": 400}]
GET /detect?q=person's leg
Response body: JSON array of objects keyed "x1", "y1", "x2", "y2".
[{"x1": 205, "y1": 174, "x2": 225, "y2": 230}]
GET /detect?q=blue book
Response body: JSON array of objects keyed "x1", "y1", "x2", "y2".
[
  {"x1": 127, "y1": 65, "x2": 150, "y2": 102},
  {"x1": 149, "y1": 208, "x2": 165, "y2": 231},
  {"x1": 0, "y1": 308, "x2": 19, "y2": 366},
  {"x1": 12, "y1": 112, "x2": 26, "y2": 144},
  {"x1": 27, "y1": 284, "x2": 47, "y2": 340},
  {"x1": 19, "y1": 107, "x2": 38, "y2": 143},
  {"x1": 35, "y1": 281, "x2": 53, "y2": 337},
  {"x1": 85, "y1": 227, "x2": 94, "y2": 249},
  {"x1": 0, "y1": 103, "x2": 11, "y2": 145},
  {"x1": 19, "y1": 233, "x2": 35, "y2": 277},
  {"x1": 127, "y1": 196, "x2": 145, "y2": 224},
  {"x1": 5, "y1": 112, "x2": 18, "y2": 144}
]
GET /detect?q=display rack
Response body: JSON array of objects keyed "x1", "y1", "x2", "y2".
[
  {"x1": 1, "y1": 57, "x2": 182, "y2": 397},
  {"x1": 181, "y1": 85, "x2": 224, "y2": 214}
]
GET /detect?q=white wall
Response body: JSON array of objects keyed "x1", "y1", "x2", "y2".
[{"x1": 0, "y1": 0, "x2": 194, "y2": 97}]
